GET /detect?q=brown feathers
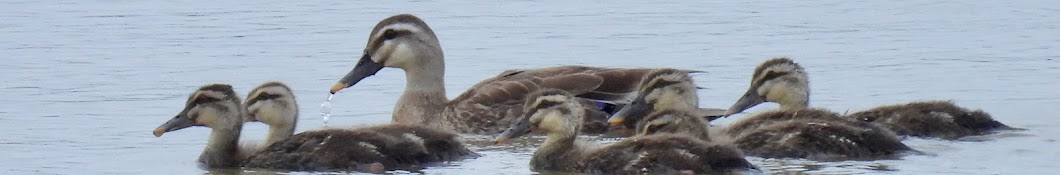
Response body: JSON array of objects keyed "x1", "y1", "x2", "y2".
[{"x1": 848, "y1": 100, "x2": 1014, "y2": 140}]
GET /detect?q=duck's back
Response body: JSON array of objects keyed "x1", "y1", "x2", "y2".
[
  {"x1": 445, "y1": 66, "x2": 660, "y2": 134},
  {"x1": 358, "y1": 124, "x2": 477, "y2": 161},
  {"x1": 848, "y1": 100, "x2": 1012, "y2": 140},
  {"x1": 243, "y1": 129, "x2": 432, "y2": 172},
  {"x1": 580, "y1": 134, "x2": 755, "y2": 174},
  {"x1": 725, "y1": 108, "x2": 852, "y2": 137},
  {"x1": 733, "y1": 119, "x2": 911, "y2": 161}
]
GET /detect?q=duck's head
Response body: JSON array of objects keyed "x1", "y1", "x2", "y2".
[
  {"x1": 331, "y1": 14, "x2": 444, "y2": 94},
  {"x1": 725, "y1": 57, "x2": 809, "y2": 116},
  {"x1": 608, "y1": 69, "x2": 699, "y2": 129},
  {"x1": 495, "y1": 89, "x2": 584, "y2": 144},
  {"x1": 635, "y1": 110, "x2": 709, "y2": 139},
  {"x1": 244, "y1": 81, "x2": 298, "y2": 127},
  {"x1": 153, "y1": 84, "x2": 244, "y2": 137}
]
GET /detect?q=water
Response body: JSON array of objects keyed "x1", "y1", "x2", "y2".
[
  {"x1": 1, "y1": 0, "x2": 1057, "y2": 174},
  {"x1": 321, "y1": 94, "x2": 333, "y2": 127}
]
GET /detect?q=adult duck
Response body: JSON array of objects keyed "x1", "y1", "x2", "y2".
[{"x1": 328, "y1": 14, "x2": 716, "y2": 134}]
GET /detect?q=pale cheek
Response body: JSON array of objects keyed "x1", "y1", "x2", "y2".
[{"x1": 386, "y1": 43, "x2": 417, "y2": 67}]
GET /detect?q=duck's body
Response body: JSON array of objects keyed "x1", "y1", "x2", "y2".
[
  {"x1": 154, "y1": 83, "x2": 474, "y2": 172},
  {"x1": 495, "y1": 89, "x2": 756, "y2": 174},
  {"x1": 329, "y1": 14, "x2": 719, "y2": 134},
  {"x1": 848, "y1": 100, "x2": 1014, "y2": 140},
  {"x1": 726, "y1": 109, "x2": 910, "y2": 160},
  {"x1": 243, "y1": 125, "x2": 472, "y2": 172},
  {"x1": 721, "y1": 58, "x2": 913, "y2": 160}
]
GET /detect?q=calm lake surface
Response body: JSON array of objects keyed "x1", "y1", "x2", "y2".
[{"x1": 1, "y1": 0, "x2": 1057, "y2": 174}]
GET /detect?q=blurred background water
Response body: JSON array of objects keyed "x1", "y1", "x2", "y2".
[{"x1": 1, "y1": 0, "x2": 1057, "y2": 174}]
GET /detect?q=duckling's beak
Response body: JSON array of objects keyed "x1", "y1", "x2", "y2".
[
  {"x1": 607, "y1": 109, "x2": 627, "y2": 126},
  {"x1": 725, "y1": 88, "x2": 765, "y2": 117},
  {"x1": 331, "y1": 54, "x2": 384, "y2": 94},
  {"x1": 608, "y1": 100, "x2": 650, "y2": 128},
  {"x1": 153, "y1": 114, "x2": 198, "y2": 137},
  {"x1": 495, "y1": 118, "x2": 533, "y2": 144}
]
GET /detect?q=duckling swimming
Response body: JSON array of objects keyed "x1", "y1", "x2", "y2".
[
  {"x1": 494, "y1": 89, "x2": 755, "y2": 174},
  {"x1": 153, "y1": 83, "x2": 474, "y2": 172},
  {"x1": 727, "y1": 57, "x2": 1015, "y2": 140},
  {"x1": 328, "y1": 14, "x2": 720, "y2": 134},
  {"x1": 722, "y1": 57, "x2": 913, "y2": 160}
]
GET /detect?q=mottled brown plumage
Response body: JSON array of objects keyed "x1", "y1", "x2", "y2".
[
  {"x1": 848, "y1": 100, "x2": 1014, "y2": 140},
  {"x1": 495, "y1": 89, "x2": 756, "y2": 174},
  {"x1": 244, "y1": 124, "x2": 475, "y2": 172},
  {"x1": 725, "y1": 109, "x2": 912, "y2": 160},
  {"x1": 329, "y1": 14, "x2": 702, "y2": 134}
]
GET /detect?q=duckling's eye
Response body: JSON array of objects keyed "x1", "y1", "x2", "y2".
[
  {"x1": 382, "y1": 29, "x2": 399, "y2": 40},
  {"x1": 192, "y1": 96, "x2": 221, "y2": 105}
]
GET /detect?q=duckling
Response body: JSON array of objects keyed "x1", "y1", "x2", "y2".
[
  {"x1": 728, "y1": 57, "x2": 1014, "y2": 140},
  {"x1": 722, "y1": 57, "x2": 913, "y2": 160},
  {"x1": 606, "y1": 69, "x2": 702, "y2": 132},
  {"x1": 328, "y1": 14, "x2": 719, "y2": 134},
  {"x1": 152, "y1": 84, "x2": 256, "y2": 169},
  {"x1": 154, "y1": 83, "x2": 474, "y2": 172},
  {"x1": 847, "y1": 100, "x2": 1016, "y2": 140},
  {"x1": 243, "y1": 81, "x2": 298, "y2": 147},
  {"x1": 494, "y1": 89, "x2": 755, "y2": 174}
]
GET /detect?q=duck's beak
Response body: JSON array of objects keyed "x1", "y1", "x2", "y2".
[
  {"x1": 607, "y1": 100, "x2": 650, "y2": 128},
  {"x1": 725, "y1": 87, "x2": 765, "y2": 117},
  {"x1": 331, "y1": 53, "x2": 384, "y2": 94},
  {"x1": 495, "y1": 117, "x2": 533, "y2": 144},
  {"x1": 153, "y1": 113, "x2": 198, "y2": 137}
]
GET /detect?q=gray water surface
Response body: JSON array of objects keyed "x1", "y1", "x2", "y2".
[{"x1": 2, "y1": 0, "x2": 1057, "y2": 174}]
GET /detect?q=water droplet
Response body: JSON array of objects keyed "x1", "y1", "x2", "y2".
[{"x1": 320, "y1": 94, "x2": 334, "y2": 127}]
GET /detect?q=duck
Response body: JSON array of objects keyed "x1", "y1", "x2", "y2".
[
  {"x1": 726, "y1": 57, "x2": 1015, "y2": 140},
  {"x1": 243, "y1": 81, "x2": 299, "y2": 149},
  {"x1": 327, "y1": 14, "x2": 722, "y2": 134},
  {"x1": 153, "y1": 83, "x2": 475, "y2": 172},
  {"x1": 494, "y1": 89, "x2": 755, "y2": 174},
  {"x1": 721, "y1": 57, "x2": 913, "y2": 160},
  {"x1": 604, "y1": 69, "x2": 712, "y2": 138}
]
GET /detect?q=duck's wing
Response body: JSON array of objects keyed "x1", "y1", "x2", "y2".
[
  {"x1": 446, "y1": 66, "x2": 669, "y2": 134},
  {"x1": 360, "y1": 124, "x2": 478, "y2": 162}
]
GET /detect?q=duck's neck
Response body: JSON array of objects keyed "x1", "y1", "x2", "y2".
[
  {"x1": 394, "y1": 61, "x2": 449, "y2": 126},
  {"x1": 531, "y1": 131, "x2": 580, "y2": 171},
  {"x1": 775, "y1": 84, "x2": 810, "y2": 111},
  {"x1": 199, "y1": 127, "x2": 242, "y2": 169},
  {"x1": 263, "y1": 121, "x2": 295, "y2": 146}
]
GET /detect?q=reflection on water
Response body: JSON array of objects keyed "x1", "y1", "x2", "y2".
[{"x1": 1, "y1": 0, "x2": 1057, "y2": 174}]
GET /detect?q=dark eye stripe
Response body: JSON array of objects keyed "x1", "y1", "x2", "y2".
[
  {"x1": 754, "y1": 71, "x2": 791, "y2": 86},
  {"x1": 247, "y1": 92, "x2": 283, "y2": 106},
  {"x1": 533, "y1": 100, "x2": 563, "y2": 110}
]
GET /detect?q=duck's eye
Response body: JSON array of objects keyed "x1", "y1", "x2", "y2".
[{"x1": 382, "y1": 29, "x2": 399, "y2": 40}]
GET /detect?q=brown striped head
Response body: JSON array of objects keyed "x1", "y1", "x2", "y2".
[
  {"x1": 725, "y1": 57, "x2": 810, "y2": 116},
  {"x1": 495, "y1": 89, "x2": 584, "y2": 144},
  {"x1": 244, "y1": 81, "x2": 298, "y2": 128},
  {"x1": 635, "y1": 110, "x2": 711, "y2": 141},
  {"x1": 331, "y1": 14, "x2": 444, "y2": 94},
  {"x1": 153, "y1": 84, "x2": 244, "y2": 137},
  {"x1": 608, "y1": 69, "x2": 699, "y2": 129}
]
